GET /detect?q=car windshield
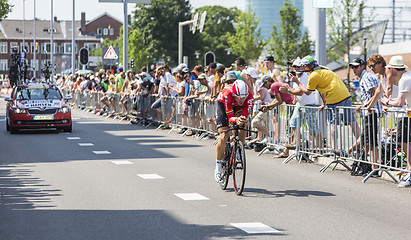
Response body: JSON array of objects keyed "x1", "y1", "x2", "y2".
[{"x1": 16, "y1": 88, "x2": 62, "y2": 100}]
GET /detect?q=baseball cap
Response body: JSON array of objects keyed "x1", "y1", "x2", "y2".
[
  {"x1": 349, "y1": 58, "x2": 365, "y2": 67},
  {"x1": 246, "y1": 67, "x2": 258, "y2": 78},
  {"x1": 301, "y1": 55, "x2": 318, "y2": 66},
  {"x1": 209, "y1": 62, "x2": 217, "y2": 69},
  {"x1": 292, "y1": 57, "x2": 302, "y2": 67},
  {"x1": 264, "y1": 55, "x2": 275, "y2": 62},
  {"x1": 260, "y1": 75, "x2": 272, "y2": 87},
  {"x1": 117, "y1": 66, "x2": 123, "y2": 72},
  {"x1": 177, "y1": 63, "x2": 187, "y2": 71},
  {"x1": 197, "y1": 73, "x2": 208, "y2": 80},
  {"x1": 222, "y1": 71, "x2": 237, "y2": 83},
  {"x1": 182, "y1": 67, "x2": 190, "y2": 73}
]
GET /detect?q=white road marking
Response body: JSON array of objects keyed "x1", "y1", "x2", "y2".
[
  {"x1": 174, "y1": 193, "x2": 209, "y2": 201},
  {"x1": 78, "y1": 143, "x2": 94, "y2": 146},
  {"x1": 111, "y1": 160, "x2": 133, "y2": 165},
  {"x1": 93, "y1": 151, "x2": 111, "y2": 154},
  {"x1": 230, "y1": 222, "x2": 281, "y2": 234},
  {"x1": 67, "y1": 137, "x2": 81, "y2": 140},
  {"x1": 59, "y1": 132, "x2": 71, "y2": 135},
  {"x1": 137, "y1": 174, "x2": 164, "y2": 179}
]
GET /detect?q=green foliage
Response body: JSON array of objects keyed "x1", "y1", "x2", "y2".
[
  {"x1": 327, "y1": 0, "x2": 366, "y2": 64},
  {"x1": 0, "y1": 0, "x2": 12, "y2": 21},
  {"x1": 268, "y1": 0, "x2": 313, "y2": 66},
  {"x1": 132, "y1": 0, "x2": 195, "y2": 66},
  {"x1": 194, "y1": 6, "x2": 239, "y2": 67},
  {"x1": 128, "y1": 29, "x2": 149, "y2": 69},
  {"x1": 227, "y1": 9, "x2": 265, "y2": 63}
]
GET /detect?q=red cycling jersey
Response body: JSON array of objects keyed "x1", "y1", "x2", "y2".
[{"x1": 217, "y1": 85, "x2": 254, "y2": 124}]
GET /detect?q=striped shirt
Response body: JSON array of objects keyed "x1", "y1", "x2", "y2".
[{"x1": 359, "y1": 70, "x2": 382, "y2": 113}]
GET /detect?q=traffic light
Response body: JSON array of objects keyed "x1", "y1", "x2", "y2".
[
  {"x1": 204, "y1": 51, "x2": 215, "y2": 67},
  {"x1": 79, "y1": 48, "x2": 89, "y2": 65},
  {"x1": 130, "y1": 59, "x2": 134, "y2": 69}
]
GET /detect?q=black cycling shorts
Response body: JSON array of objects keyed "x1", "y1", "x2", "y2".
[{"x1": 216, "y1": 101, "x2": 242, "y2": 129}]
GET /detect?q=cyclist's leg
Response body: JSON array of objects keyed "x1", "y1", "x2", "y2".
[{"x1": 215, "y1": 102, "x2": 230, "y2": 182}]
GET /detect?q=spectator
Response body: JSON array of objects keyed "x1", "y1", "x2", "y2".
[
  {"x1": 115, "y1": 70, "x2": 126, "y2": 94},
  {"x1": 293, "y1": 55, "x2": 360, "y2": 147},
  {"x1": 211, "y1": 65, "x2": 225, "y2": 100},
  {"x1": 261, "y1": 55, "x2": 275, "y2": 77},
  {"x1": 258, "y1": 75, "x2": 294, "y2": 144},
  {"x1": 279, "y1": 57, "x2": 322, "y2": 157},
  {"x1": 380, "y1": 56, "x2": 411, "y2": 187},
  {"x1": 251, "y1": 75, "x2": 274, "y2": 143},
  {"x1": 345, "y1": 58, "x2": 383, "y2": 177},
  {"x1": 235, "y1": 57, "x2": 253, "y2": 91}
]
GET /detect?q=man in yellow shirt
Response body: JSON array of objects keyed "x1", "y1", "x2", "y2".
[{"x1": 291, "y1": 56, "x2": 360, "y2": 145}]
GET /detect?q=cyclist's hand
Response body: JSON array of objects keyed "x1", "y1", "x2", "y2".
[{"x1": 236, "y1": 116, "x2": 247, "y2": 126}]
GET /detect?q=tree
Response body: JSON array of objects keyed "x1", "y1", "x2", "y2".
[
  {"x1": 128, "y1": 29, "x2": 149, "y2": 69},
  {"x1": 193, "y1": 6, "x2": 240, "y2": 67},
  {"x1": 132, "y1": 0, "x2": 198, "y2": 67},
  {"x1": 0, "y1": 0, "x2": 12, "y2": 21},
  {"x1": 327, "y1": 0, "x2": 366, "y2": 80},
  {"x1": 227, "y1": 9, "x2": 265, "y2": 63},
  {"x1": 269, "y1": 0, "x2": 313, "y2": 66}
]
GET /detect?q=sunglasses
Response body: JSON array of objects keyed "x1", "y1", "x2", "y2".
[{"x1": 368, "y1": 63, "x2": 378, "y2": 68}]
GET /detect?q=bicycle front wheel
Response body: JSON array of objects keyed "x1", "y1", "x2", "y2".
[
  {"x1": 220, "y1": 143, "x2": 231, "y2": 190},
  {"x1": 232, "y1": 141, "x2": 246, "y2": 195}
]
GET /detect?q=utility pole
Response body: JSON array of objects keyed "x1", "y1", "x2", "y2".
[{"x1": 72, "y1": 0, "x2": 75, "y2": 77}]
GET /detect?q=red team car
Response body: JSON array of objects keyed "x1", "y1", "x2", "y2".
[{"x1": 5, "y1": 82, "x2": 72, "y2": 133}]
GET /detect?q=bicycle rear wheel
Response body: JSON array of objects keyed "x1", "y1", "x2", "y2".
[{"x1": 232, "y1": 141, "x2": 246, "y2": 195}]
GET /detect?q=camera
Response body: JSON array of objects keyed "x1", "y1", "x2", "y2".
[{"x1": 289, "y1": 71, "x2": 296, "y2": 76}]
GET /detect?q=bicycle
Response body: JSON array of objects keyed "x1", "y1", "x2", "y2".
[{"x1": 219, "y1": 124, "x2": 255, "y2": 195}]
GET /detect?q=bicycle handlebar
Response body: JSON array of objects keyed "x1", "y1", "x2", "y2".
[{"x1": 223, "y1": 124, "x2": 258, "y2": 135}]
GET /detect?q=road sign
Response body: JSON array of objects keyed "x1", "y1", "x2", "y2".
[
  {"x1": 199, "y1": 11, "x2": 207, "y2": 33},
  {"x1": 312, "y1": 0, "x2": 334, "y2": 8},
  {"x1": 103, "y1": 46, "x2": 119, "y2": 59},
  {"x1": 102, "y1": 47, "x2": 120, "y2": 65}
]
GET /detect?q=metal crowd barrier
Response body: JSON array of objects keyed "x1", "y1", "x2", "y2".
[
  {"x1": 63, "y1": 89, "x2": 411, "y2": 184},
  {"x1": 278, "y1": 104, "x2": 410, "y2": 183}
]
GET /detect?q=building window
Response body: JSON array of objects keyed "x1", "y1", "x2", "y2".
[
  {"x1": 42, "y1": 43, "x2": 51, "y2": 54},
  {"x1": 109, "y1": 28, "x2": 114, "y2": 36},
  {"x1": 97, "y1": 28, "x2": 102, "y2": 35},
  {"x1": 84, "y1": 43, "x2": 99, "y2": 51},
  {"x1": 64, "y1": 43, "x2": 72, "y2": 54},
  {"x1": 0, "y1": 42, "x2": 7, "y2": 53},
  {"x1": 20, "y1": 42, "x2": 29, "y2": 53},
  {"x1": 103, "y1": 28, "x2": 108, "y2": 35},
  {"x1": 30, "y1": 42, "x2": 40, "y2": 54},
  {"x1": 0, "y1": 59, "x2": 7, "y2": 71},
  {"x1": 10, "y1": 42, "x2": 18, "y2": 52}
]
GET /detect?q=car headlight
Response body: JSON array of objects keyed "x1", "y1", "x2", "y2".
[
  {"x1": 59, "y1": 107, "x2": 70, "y2": 113},
  {"x1": 14, "y1": 108, "x2": 26, "y2": 114}
]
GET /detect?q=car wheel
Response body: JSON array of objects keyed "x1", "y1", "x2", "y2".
[
  {"x1": 6, "y1": 119, "x2": 10, "y2": 131},
  {"x1": 10, "y1": 125, "x2": 17, "y2": 134},
  {"x1": 63, "y1": 124, "x2": 72, "y2": 133}
]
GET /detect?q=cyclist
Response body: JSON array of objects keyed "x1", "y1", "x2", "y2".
[{"x1": 214, "y1": 74, "x2": 254, "y2": 182}]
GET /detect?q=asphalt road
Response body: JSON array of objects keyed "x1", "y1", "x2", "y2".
[{"x1": 1, "y1": 95, "x2": 411, "y2": 240}]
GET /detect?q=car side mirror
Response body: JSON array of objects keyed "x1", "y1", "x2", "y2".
[
  {"x1": 4, "y1": 97, "x2": 12, "y2": 102},
  {"x1": 64, "y1": 95, "x2": 73, "y2": 101}
]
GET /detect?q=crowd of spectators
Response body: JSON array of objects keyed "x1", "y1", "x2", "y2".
[{"x1": 31, "y1": 53, "x2": 411, "y2": 188}]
